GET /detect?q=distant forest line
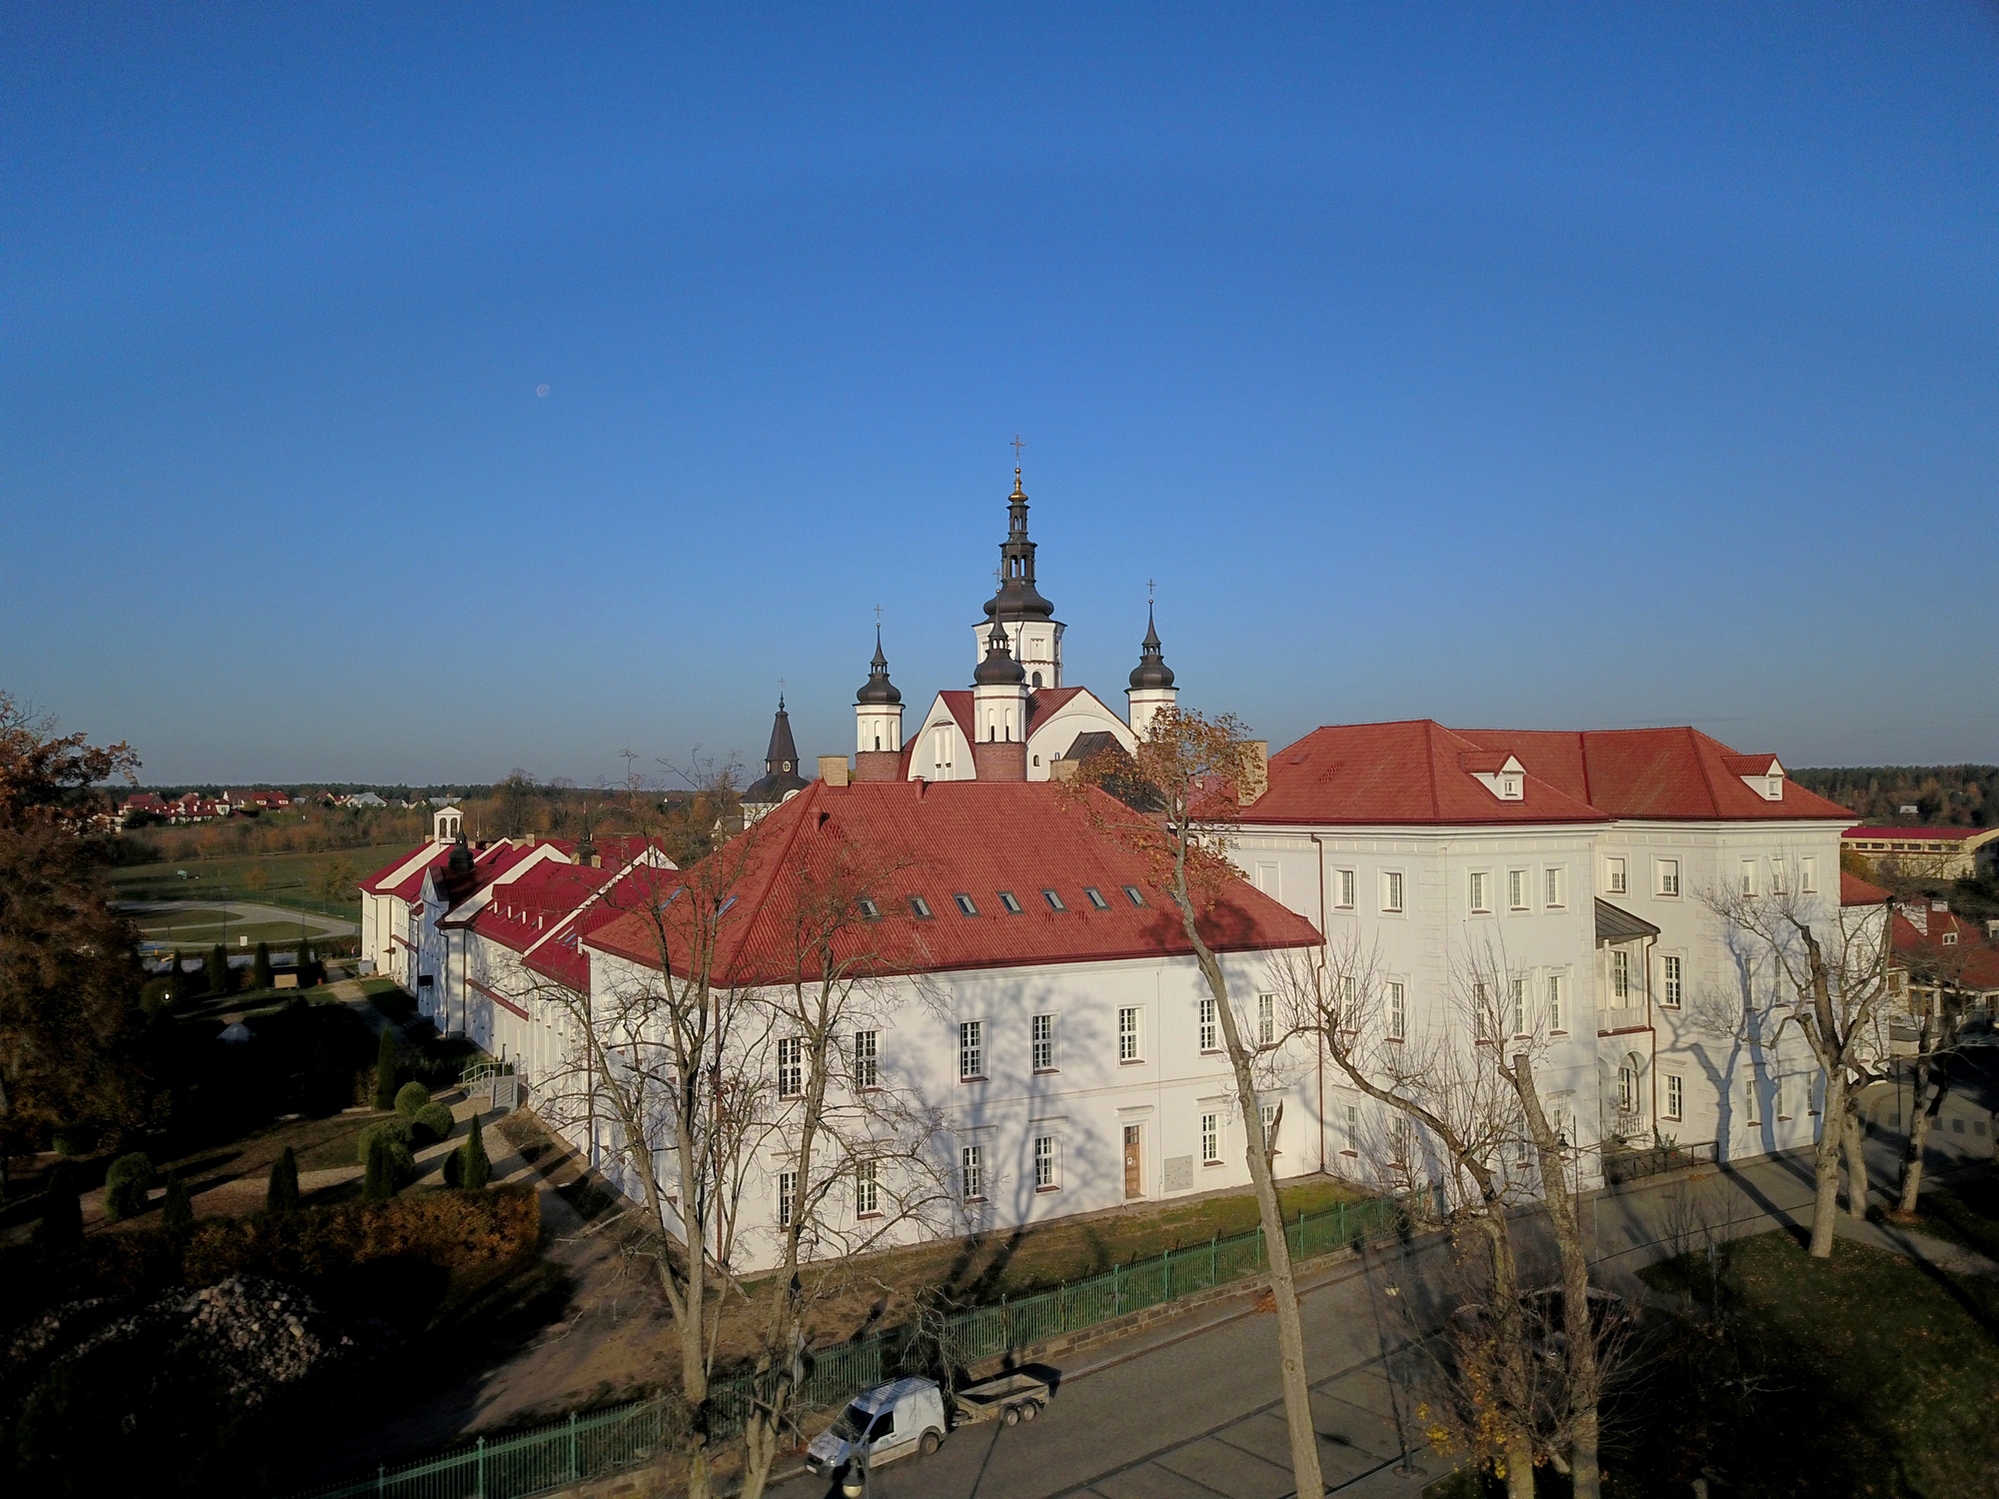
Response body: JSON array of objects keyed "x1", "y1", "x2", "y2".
[{"x1": 1789, "y1": 765, "x2": 1998, "y2": 828}]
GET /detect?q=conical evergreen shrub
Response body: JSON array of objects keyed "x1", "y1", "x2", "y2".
[
  {"x1": 460, "y1": 1111, "x2": 491, "y2": 1191},
  {"x1": 267, "y1": 1145, "x2": 300, "y2": 1212},
  {"x1": 252, "y1": 942, "x2": 274, "y2": 991},
  {"x1": 363, "y1": 1134, "x2": 393, "y2": 1202},
  {"x1": 373, "y1": 1028, "x2": 399, "y2": 1111},
  {"x1": 161, "y1": 1172, "x2": 194, "y2": 1234},
  {"x1": 206, "y1": 944, "x2": 230, "y2": 998},
  {"x1": 35, "y1": 1162, "x2": 82, "y2": 1252},
  {"x1": 297, "y1": 937, "x2": 316, "y2": 988}
]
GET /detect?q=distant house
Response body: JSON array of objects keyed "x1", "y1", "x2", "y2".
[
  {"x1": 345, "y1": 792, "x2": 388, "y2": 809},
  {"x1": 1843, "y1": 825, "x2": 1999, "y2": 881},
  {"x1": 121, "y1": 792, "x2": 170, "y2": 824},
  {"x1": 1891, "y1": 897, "x2": 1999, "y2": 1013}
]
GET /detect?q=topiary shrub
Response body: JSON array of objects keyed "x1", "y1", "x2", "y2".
[
  {"x1": 161, "y1": 1172, "x2": 194, "y2": 1234},
  {"x1": 266, "y1": 1146, "x2": 300, "y2": 1213},
  {"x1": 412, "y1": 1101, "x2": 455, "y2": 1146},
  {"x1": 140, "y1": 976, "x2": 178, "y2": 1015},
  {"x1": 441, "y1": 1146, "x2": 463, "y2": 1189},
  {"x1": 459, "y1": 1112, "x2": 491, "y2": 1192},
  {"x1": 356, "y1": 1116, "x2": 413, "y2": 1166},
  {"x1": 35, "y1": 1161, "x2": 83, "y2": 1252},
  {"x1": 372, "y1": 1028, "x2": 399, "y2": 1111},
  {"x1": 362, "y1": 1133, "x2": 416, "y2": 1202},
  {"x1": 394, "y1": 1081, "x2": 431, "y2": 1118},
  {"x1": 103, "y1": 1152, "x2": 157, "y2": 1222},
  {"x1": 205, "y1": 944, "x2": 230, "y2": 998},
  {"x1": 251, "y1": 941, "x2": 274, "y2": 991}
]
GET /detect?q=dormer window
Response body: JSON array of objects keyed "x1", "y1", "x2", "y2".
[
  {"x1": 1467, "y1": 755, "x2": 1528, "y2": 802},
  {"x1": 1765, "y1": 776, "x2": 1782, "y2": 800},
  {"x1": 1502, "y1": 775, "x2": 1521, "y2": 798}
]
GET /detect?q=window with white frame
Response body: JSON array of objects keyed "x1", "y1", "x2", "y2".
[
  {"x1": 1118, "y1": 1006, "x2": 1143, "y2": 1063},
  {"x1": 1618, "y1": 1062, "x2": 1638, "y2": 1115},
  {"x1": 1391, "y1": 1115, "x2": 1411, "y2": 1165},
  {"x1": 1382, "y1": 871, "x2": 1404, "y2": 913},
  {"x1": 1768, "y1": 859, "x2": 1785, "y2": 894},
  {"x1": 1508, "y1": 869, "x2": 1528, "y2": 910},
  {"x1": 1336, "y1": 868, "x2": 1356, "y2": 908},
  {"x1": 1344, "y1": 1105, "x2": 1360, "y2": 1154},
  {"x1": 1201, "y1": 1111, "x2": 1222, "y2": 1164},
  {"x1": 1664, "y1": 1074, "x2": 1684, "y2": 1122},
  {"x1": 1258, "y1": 993, "x2": 1276, "y2": 1047},
  {"x1": 1511, "y1": 977, "x2": 1527, "y2": 1036},
  {"x1": 1745, "y1": 1077, "x2": 1761, "y2": 1124},
  {"x1": 1610, "y1": 948, "x2": 1631, "y2": 1003},
  {"x1": 1388, "y1": 981, "x2": 1407, "y2": 1039},
  {"x1": 1801, "y1": 856, "x2": 1817, "y2": 894},
  {"x1": 958, "y1": 1020, "x2": 983, "y2": 1081},
  {"x1": 1198, "y1": 996, "x2": 1218, "y2": 1052},
  {"x1": 1031, "y1": 1013, "x2": 1057, "y2": 1071},
  {"x1": 777, "y1": 1037, "x2": 804, "y2": 1098},
  {"x1": 777, "y1": 1170, "x2": 796, "y2": 1229},
  {"x1": 1547, "y1": 973, "x2": 1564, "y2": 1032},
  {"x1": 855, "y1": 1159, "x2": 879, "y2": 1217},
  {"x1": 1739, "y1": 860, "x2": 1756, "y2": 897},
  {"x1": 1261, "y1": 1101, "x2": 1280, "y2": 1153},
  {"x1": 1606, "y1": 856, "x2": 1627, "y2": 894},
  {"x1": 1544, "y1": 867, "x2": 1564, "y2": 908},
  {"x1": 1656, "y1": 858, "x2": 1681, "y2": 897},
  {"x1": 1662, "y1": 954, "x2": 1683, "y2": 1008},
  {"x1": 1474, "y1": 981, "x2": 1492, "y2": 1041},
  {"x1": 961, "y1": 1144, "x2": 984, "y2": 1201},
  {"x1": 1469, "y1": 871, "x2": 1490, "y2": 913},
  {"x1": 1774, "y1": 1074, "x2": 1788, "y2": 1120},
  {"x1": 1033, "y1": 1134, "x2": 1060, "y2": 1190},
  {"x1": 852, "y1": 1029, "x2": 879, "y2": 1089}
]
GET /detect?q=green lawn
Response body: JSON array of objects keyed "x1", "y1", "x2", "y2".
[
  {"x1": 1893, "y1": 1172, "x2": 1999, "y2": 1263},
  {"x1": 108, "y1": 843, "x2": 414, "y2": 921},
  {"x1": 1625, "y1": 1228, "x2": 1999, "y2": 1497}
]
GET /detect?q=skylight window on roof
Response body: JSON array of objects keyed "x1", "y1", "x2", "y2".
[
  {"x1": 953, "y1": 893, "x2": 978, "y2": 917},
  {"x1": 1084, "y1": 886, "x2": 1110, "y2": 910},
  {"x1": 857, "y1": 897, "x2": 880, "y2": 920},
  {"x1": 1043, "y1": 889, "x2": 1066, "y2": 912},
  {"x1": 1124, "y1": 885, "x2": 1145, "y2": 906},
  {"x1": 998, "y1": 890, "x2": 1023, "y2": 914},
  {"x1": 718, "y1": 896, "x2": 737, "y2": 916},
  {"x1": 910, "y1": 895, "x2": 934, "y2": 919}
]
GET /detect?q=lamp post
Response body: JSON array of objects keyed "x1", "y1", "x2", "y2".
[{"x1": 840, "y1": 1449, "x2": 870, "y2": 1499}]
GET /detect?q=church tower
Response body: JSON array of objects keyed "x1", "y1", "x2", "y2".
[
  {"x1": 742, "y1": 696, "x2": 810, "y2": 823},
  {"x1": 971, "y1": 619, "x2": 1029, "y2": 781},
  {"x1": 974, "y1": 468, "x2": 1065, "y2": 689},
  {"x1": 1126, "y1": 603, "x2": 1179, "y2": 742},
  {"x1": 853, "y1": 627, "x2": 905, "y2": 782}
]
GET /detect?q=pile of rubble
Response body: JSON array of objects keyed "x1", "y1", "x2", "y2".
[{"x1": 12, "y1": 1276, "x2": 363, "y2": 1411}]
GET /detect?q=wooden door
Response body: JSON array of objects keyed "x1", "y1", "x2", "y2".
[{"x1": 1123, "y1": 1125, "x2": 1142, "y2": 1198}]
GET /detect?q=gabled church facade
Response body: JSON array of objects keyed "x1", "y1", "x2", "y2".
[{"x1": 851, "y1": 466, "x2": 1177, "y2": 785}]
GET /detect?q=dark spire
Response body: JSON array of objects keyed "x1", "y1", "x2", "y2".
[
  {"x1": 856, "y1": 625, "x2": 902, "y2": 706},
  {"x1": 764, "y1": 697, "x2": 800, "y2": 776},
  {"x1": 982, "y1": 467, "x2": 1056, "y2": 624},
  {"x1": 1128, "y1": 602, "x2": 1176, "y2": 689},
  {"x1": 974, "y1": 616, "x2": 1027, "y2": 685}
]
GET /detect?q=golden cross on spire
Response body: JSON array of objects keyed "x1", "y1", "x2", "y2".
[
  {"x1": 874, "y1": 603, "x2": 883, "y2": 625},
  {"x1": 1011, "y1": 433, "x2": 1025, "y2": 465},
  {"x1": 1148, "y1": 577, "x2": 1156, "y2": 600}
]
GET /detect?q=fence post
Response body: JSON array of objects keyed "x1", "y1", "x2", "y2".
[
  {"x1": 1163, "y1": 1247, "x2": 1171, "y2": 1301},
  {"x1": 376, "y1": 1464, "x2": 385, "y2": 1499},
  {"x1": 1256, "y1": 1222, "x2": 1264, "y2": 1270},
  {"x1": 569, "y1": 1411, "x2": 579, "y2": 1480},
  {"x1": 1113, "y1": 1261, "x2": 1121, "y2": 1316},
  {"x1": 1210, "y1": 1234, "x2": 1217, "y2": 1286},
  {"x1": 475, "y1": 1436, "x2": 486, "y2": 1499}
]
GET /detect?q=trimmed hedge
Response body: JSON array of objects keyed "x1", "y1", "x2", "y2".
[
  {"x1": 356, "y1": 1116, "x2": 412, "y2": 1165},
  {"x1": 104, "y1": 1152, "x2": 157, "y2": 1222},
  {"x1": 412, "y1": 1101, "x2": 455, "y2": 1146},
  {"x1": 394, "y1": 1081, "x2": 431, "y2": 1118},
  {"x1": 0, "y1": 1186, "x2": 541, "y2": 1323}
]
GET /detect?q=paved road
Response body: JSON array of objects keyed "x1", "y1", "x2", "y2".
[
  {"x1": 119, "y1": 897, "x2": 358, "y2": 943},
  {"x1": 779, "y1": 1075, "x2": 1997, "y2": 1499}
]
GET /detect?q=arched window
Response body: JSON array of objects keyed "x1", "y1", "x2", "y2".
[{"x1": 1618, "y1": 1054, "x2": 1642, "y2": 1115}]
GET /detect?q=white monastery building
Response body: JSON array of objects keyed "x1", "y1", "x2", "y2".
[{"x1": 358, "y1": 464, "x2": 1881, "y2": 1270}]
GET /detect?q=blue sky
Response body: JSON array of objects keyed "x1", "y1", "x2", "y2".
[{"x1": 3, "y1": 5, "x2": 1994, "y2": 786}]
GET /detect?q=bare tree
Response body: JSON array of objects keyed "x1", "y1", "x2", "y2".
[
  {"x1": 1886, "y1": 907, "x2": 1976, "y2": 1217},
  {"x1": 1699, "y1": 874, "x2": 1892, "y2": 1258},
  {"x1": 1072, "y1": 709, "x2": 1325, "y2": 1499},
  {"x1": 735, "y1": 822, "x2": 953, "y2": 1499},
  {"x1": 527, "y1": 814, "x2": 772, "y2": 1499}
]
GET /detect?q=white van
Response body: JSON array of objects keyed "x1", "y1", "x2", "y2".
[{"x1": 804, "y1": 1377, "x2": 949, "y2": 1477}]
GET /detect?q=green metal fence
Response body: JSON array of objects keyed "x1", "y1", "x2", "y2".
[{"x1": 290, "y1": 1192, "x2": 1407, "y2": 1499}]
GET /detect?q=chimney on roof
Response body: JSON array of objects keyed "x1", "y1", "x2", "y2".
[
  {"x1": 1986, "y1": 919, "x2": 1999, "y2": 941},
  {"x1": 818, "y1": 755, "x2": 850, "y2": 788},
  {"x1": 1238, "y1": 741, "x2": 1269, "y2": 806}
]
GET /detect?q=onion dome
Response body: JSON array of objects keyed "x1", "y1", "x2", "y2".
[
  {"x1": 974, "y1": 618, "x2": 1027, "y2": 685},
  {"x1": 982, "y1": 468, "x2": 1057, "y2": 623},
  {"x1": 856, "y1": 626, "x2": 902, "y2": 706},
  {"x1": 1128, "y1": 604, "x2": 1176, "y2": 689}
]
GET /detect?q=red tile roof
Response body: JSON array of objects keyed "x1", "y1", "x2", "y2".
[
  {"x1": 1845, "y1": 825, "x2": 1989, "y2": 842},
  {"x1": 1256, "y1": 721, "x2": 1854, "y2": 826},
  {"x1": 1250, "y1": 721, "x2": 1609, "y2": 827},
  {"x1": 929, "y1": 687, "x2": 1094, "y2": 747},
  {"x1": 359, "y1": 844, "x2": 450, "y2": 898},
  {"x1": 1840, "y1": 871, "x2": 1893, "y2": 907},
  {"x1": 587, "y1": 779, "x2": 1321, "y2": 986},
  {"x1": 1891, "y1": 909, "x2": 1999, "y2": 993}
]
